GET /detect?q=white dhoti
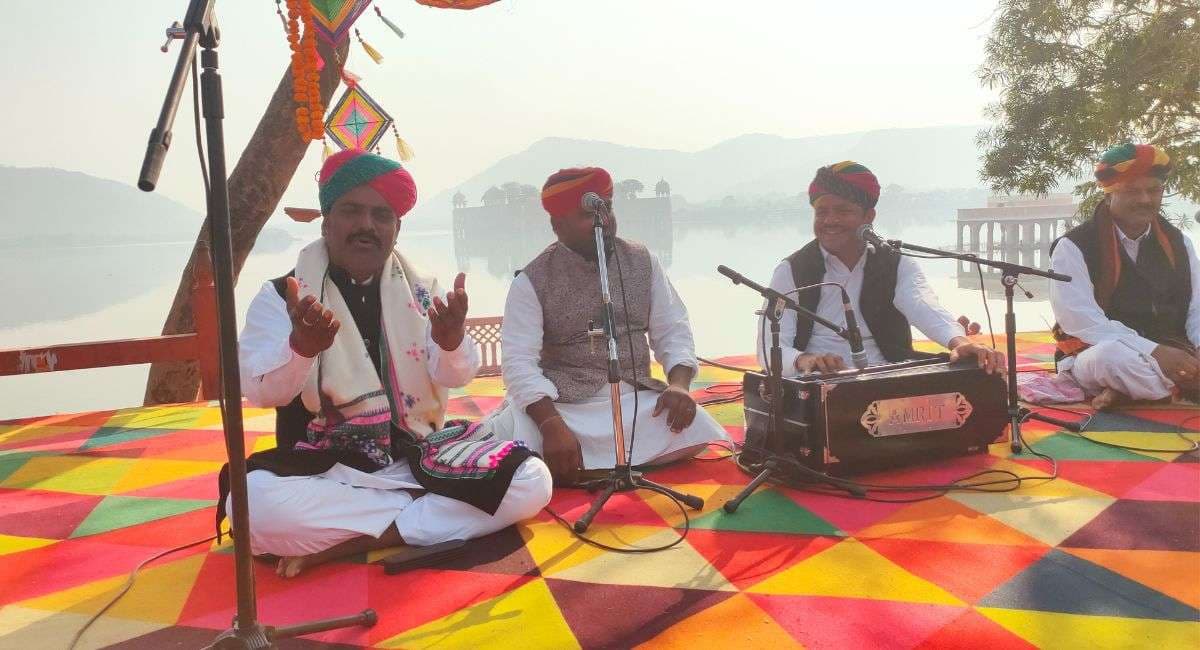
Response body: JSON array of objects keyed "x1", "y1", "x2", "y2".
[
  {"x1": 484, "y1": 383, "x2": 730, "y2": 469},
  {"x1": 231, "y1": 456, "x2": 553, "y2": 557},
  {"x1": 1064, "y1": 339, "x2": 1175, "y2": 401}
]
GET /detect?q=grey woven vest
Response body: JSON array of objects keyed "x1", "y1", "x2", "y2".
[{"x1": 524, "y1": 238, "x2": 667, "y2": 403}]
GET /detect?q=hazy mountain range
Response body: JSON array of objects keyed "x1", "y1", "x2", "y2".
[
  {"x1": 407, "y1": 124, "x2": 991, "y2": 229},
  {"x1": 0, "y1": 165, "x2": 294, "y2": 249}
]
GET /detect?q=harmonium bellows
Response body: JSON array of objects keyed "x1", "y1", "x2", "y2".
[{"x1": 742, "y1": 357, "x2": 1008, "y2": 475}]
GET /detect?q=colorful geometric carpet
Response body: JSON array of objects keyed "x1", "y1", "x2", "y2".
[{"x1": 1, "y1": 333, "x2": 1198, "y2": 649}]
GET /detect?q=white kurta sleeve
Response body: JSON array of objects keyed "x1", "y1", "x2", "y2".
[
  {"x1": 500, "y1": 273, "x2": 560, "y2": 410},
  {"x1": 1183, "y1": 236, "x2": 1200, "y2": 348},
  {"x1": 238, "y1": 281, "x2": 315, "y2": 407},
  {"x1": 422, "y1": 278, "x2": 481, "y2": 388},
  {"x1": 893, "y1": 256, "x2": 962, "y2": 349},
  {"x1": 757, "y1": 260, "x2": 803, "y2": 375},
  {"x1": 646, "y1": 255, "x2": 698, "y2": 374},
  {"x1": 1048, "y1": 239, "x2": 1158, "y2": 355}
]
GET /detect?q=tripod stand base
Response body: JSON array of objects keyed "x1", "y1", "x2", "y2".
[
  {"x1": 573, "y1": 468, "x2": 704, "y2": 533},
  {"x1": 207, "y1": 609, "x2": 377, "y2": 649}
]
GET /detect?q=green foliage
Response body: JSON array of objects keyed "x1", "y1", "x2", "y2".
[{"x1": 978, "y1": 1, "x2": 1200, "y2": 217}]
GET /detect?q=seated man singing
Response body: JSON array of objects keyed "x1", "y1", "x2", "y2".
[
  {"x1": 760, "y1": 161, "x2": 1004, "y2": 375},
  {"x1": 485, "y1": 167, "x2": 729, "y2": 485},
  {"x1": 221, "y1": 149, "x2": 552, "y2": 578},
  {"x1": 1049, "y1": 143, "x2": 1199, "y2": 410}
]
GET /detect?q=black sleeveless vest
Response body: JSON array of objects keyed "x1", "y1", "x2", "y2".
[
  {"x1": 268, "y1": 267, "x2": 385, "y2": 452},
  {"x1": 1051, "y1": 214, "x2": 1191, "y2": 348},
  {"x1": 784, "y1": 240, "x2": 916, "y2": 363}
]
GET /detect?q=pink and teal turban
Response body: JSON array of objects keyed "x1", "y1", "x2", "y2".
[{"x1": 318, "y1": 149, "x2": 417, "y2": 218}]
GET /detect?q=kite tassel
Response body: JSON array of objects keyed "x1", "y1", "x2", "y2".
[
  {"x1": 395, "y1": 134, "x2": 415, "y2": 162},
  {"x1": 323, "y1": 140, "x2": 333, "y2": 160},
  {"x1": 356, "y1": 29, "x2": 384, "y2": 64},
  {"x1": 375, "y1": 6, "x2": 406, "y2": 39}
]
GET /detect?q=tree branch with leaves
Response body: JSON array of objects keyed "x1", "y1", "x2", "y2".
[{"x1": 977, "y1": 0, "x2": 1199, "y2": 218}]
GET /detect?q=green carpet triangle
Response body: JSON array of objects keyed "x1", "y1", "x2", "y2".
[
  {"x1": 1024, "y1": 433, "x2": 1157, "y2": 462},
  {"x1": 0, "y1": 451, "x2": 44, "y2": 483},
  {"x1": 70, "y1": 495, "x2": 214, "y2": 538},
  {"x1": 688, "y1": 489, "x2": 843, "y2": 535},
  {"x1": 80, "y1": 427, "x2": 173, "y2": 451}
]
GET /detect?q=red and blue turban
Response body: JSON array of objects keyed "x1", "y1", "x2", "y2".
[
  {"x1": 1094, "y1": 143, "x2": 1171, "y2": 194},
  {"x1": 318, "y1": 149, "x2": 417, "y2": 218},
  {"x1": 541, "y1": 167, "x2": 613, "y2": 219},
  {"x1": 808, "y1": 161, "x2": 881, "y2": 210}
]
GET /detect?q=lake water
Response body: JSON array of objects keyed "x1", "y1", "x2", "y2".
[{"x1": 3, "y1": 216, "x2": 1190, "y2": 419}]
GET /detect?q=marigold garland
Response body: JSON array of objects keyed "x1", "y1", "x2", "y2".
[{"x1": 285, "y1": 0, "x2": 325, "y2": 141}]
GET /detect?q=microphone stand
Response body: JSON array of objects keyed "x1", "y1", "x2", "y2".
[
  {"x1": 572, "y1": 210, "x2": 704, "y2": 533},
  {"x1": 882, "y1": 237, "x2": 1079, "y2": 453},
  {"x1": 717, "y1": 266, "x2": 861, "y2": 513},
  {"x1": 138, "y1": 2, "x2": 375, "y2": 647}
]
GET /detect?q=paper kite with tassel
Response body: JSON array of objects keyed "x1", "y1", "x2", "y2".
[
  {"x1": 324, "y1": 84, "x2": 394, "y2": 152},
  {"x1": 309, "y1": 0, "x2": 373, "y2": 44}
]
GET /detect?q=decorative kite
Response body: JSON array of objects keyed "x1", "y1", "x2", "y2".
[
  {"x1": 308, "y1": 0, "x2": 374, "y2": 44},
  {"x1": 415, "y1": 0, "x2": 501, "y2": 8},
  {"x1": 325, "y1": 84, "x2": 394, "y2": 152}
]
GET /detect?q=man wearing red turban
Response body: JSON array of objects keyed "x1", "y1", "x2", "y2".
[
  {"x1": 758, "y1": 161, "x2": 1003, "y2": 376},
  {"x1": 226, "y1": 150, "x2": 552, "y2": 577},
  {"x1": 483, "y1": 167, "x2": 729, "y2": 485},
  {"x1": 1050, "y1": 143, "x2": 1198, "y2": 410}
]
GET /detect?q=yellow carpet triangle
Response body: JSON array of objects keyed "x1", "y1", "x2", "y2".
[
  {"x1": 635, "y1": 593, "x2": 798, "y2": 648},
  {"x1": 14, "y1": 553, "x2": 206, "y2": 624},
  {"x1": 0, "y1": 534, "x2": 57, "y2": 556},
  {"x1": 110, "y1": 458, "x2": 223, "y2": 493},
  {"x1": 520, "y1": 520, "x2": 665, "y2": 577},
  {"x1": 0, "y1": 455, "x2": 136, "y2": 494},
  {"x1": 377, "y1": 578, "x2": 579, "y2": 649},
  {"x1": 979, "y1": 607, "x2": 1200, "y2": 648},
  {"x1": 0, "y1": 606, "x2": 165, "y2": 650},
  {"x1": 856, "y1": 497, "x2": 1044, "y2": 546},
  {"x1": 746, "y1": 538, "x2": 962, "y2": 605},
  {"x1": 948, "y1": 493, "x2": 1114, "y2": 546},
  {"x1": 548, "y1": 529, "x2": 736, "y2": 591}
]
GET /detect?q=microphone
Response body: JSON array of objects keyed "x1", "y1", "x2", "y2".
[
  {"x1": 856, "y1": 224, "x2": 895, "y2": 254},
  {"x1": 581, "y1": 192, "x2": 609, "y2": 215},
  {"x1": 839, "y1": 287, "x2": 868, "y2": 369}
]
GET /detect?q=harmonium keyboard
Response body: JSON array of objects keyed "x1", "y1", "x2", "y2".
[{"x1": 742, "y1": 356, "x2": 1008, "y2": 475}]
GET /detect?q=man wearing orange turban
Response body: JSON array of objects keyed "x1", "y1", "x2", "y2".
[
  {"x1": 1050, "y1": 143, "x2": 1198, "y2": 410},
  {"x1": 483, "y1": 167, "x2": 729, "y2": 485}
]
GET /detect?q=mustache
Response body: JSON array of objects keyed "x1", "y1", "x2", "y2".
[{"x1": 347, "y1": 231, "x2": 381, "y2": 246}]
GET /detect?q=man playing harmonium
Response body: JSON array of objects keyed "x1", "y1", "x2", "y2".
[
  {"x1": 226, "y1": 149, "x2": 552, "y2": 578},
  {"x1": 484, "y1": 166, "x2": 729, "y2": 485},
  {"x1": 1049, "y1": 143, "x2": 1199, "y2": 410},
  {"x1": 758, "y1": 160, "x2": 1005, "y2": 375}
]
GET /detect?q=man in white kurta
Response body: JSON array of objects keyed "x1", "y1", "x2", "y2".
[
  {"x1": 484, "y1": 167, "x2": 728, "y2": 485},
  {"x1": 1048, "y1": 143, "x2": 1199, "y2": 410},
  {"x1": 229, "y1": 150, "x2": 551, "y2": 577},
  {"x1": 760, "y1": 160, "x2": 1004, "y2": 376}
]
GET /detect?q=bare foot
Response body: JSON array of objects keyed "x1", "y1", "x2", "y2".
[
  {"x1": 276, "y1": 556, "x2": 308, "y2": 578},
  {"x1": 1091, "y1": 387, "x2": 1127, "y2": 411}
]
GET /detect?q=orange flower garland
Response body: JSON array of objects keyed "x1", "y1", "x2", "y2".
[{"x1": 285, "y1": 0, "x2": 325, "y2": 141}]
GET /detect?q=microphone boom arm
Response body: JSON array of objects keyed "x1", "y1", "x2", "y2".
[{"x1": 716, "y1": 265, "x2": 851, "y2": 342}]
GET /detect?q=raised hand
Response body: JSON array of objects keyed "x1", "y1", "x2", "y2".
[
  {"x1": 285, "y1": 276, "x2": 340, "y2": 358},
  {"x1": 429, "y1": 272, "x2": 469, "y2": 351}
]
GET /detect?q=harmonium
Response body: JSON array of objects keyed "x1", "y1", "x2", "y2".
[{"x1": 742, "y1": 356, "x2": 1009, "y2": 475}]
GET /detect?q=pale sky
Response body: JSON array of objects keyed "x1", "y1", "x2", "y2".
[{"x1": 0, "y1": 0, "x2": 1000, "y2": 215}]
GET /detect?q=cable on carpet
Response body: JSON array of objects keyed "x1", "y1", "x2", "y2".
[
  {"x1": 732, "y1": 408, "x2": 1059, "y2": 503},
  {"x1": 67, "y1": 535, "x2": 217, "y2": 650}
]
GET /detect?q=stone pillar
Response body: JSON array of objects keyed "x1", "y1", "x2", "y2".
[{"x1": 969, "y1": 223, "x2": 980, "y2": 253}]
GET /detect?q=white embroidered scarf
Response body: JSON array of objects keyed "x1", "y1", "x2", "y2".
[{"x1": 295, "y1": 240, "x2": 447, "y2": 465}]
